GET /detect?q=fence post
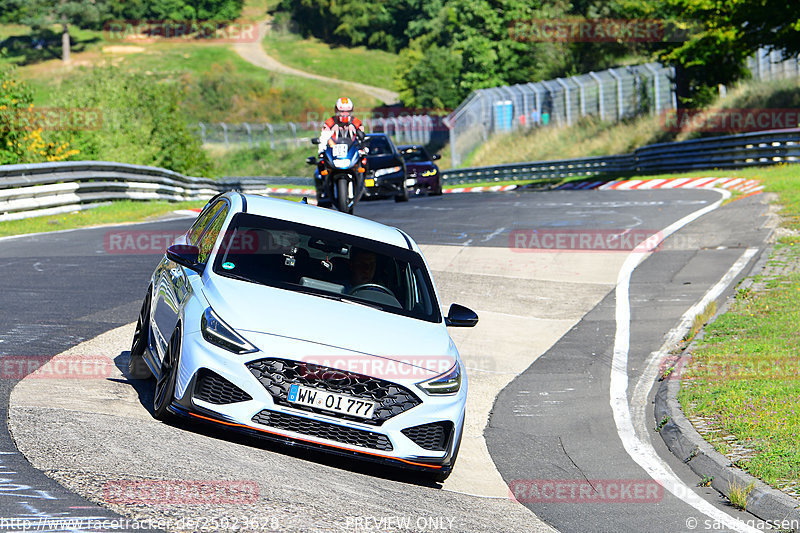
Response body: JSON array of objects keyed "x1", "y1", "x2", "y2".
[
  {"x1": 588, "y1": 72, "x2": 604, "y2": 120},
  {"x1": 644, "y1": 63, "x2": 661, "y2": 115},
  {"x1": 221, "y1": 123, "x2": 229, "y2": 148},
  {"x1": 244, "y1": 123, "x2": 253, "y2": 148},
  {"x1": 556, "y1": 78, "x2": 572, "y2": 126},
  {"x1": 264, "y1": 123, "x2": 275, "y2": 149},
  {"x1": 198, "y1": 122, "x2": 206, "y2": 144},
  {"x1": 607, "y1": 68, "x2": 623, "y2": 121},
  {"x1": 289, "y1": 122, "x2": 298, "y2": 147},
  {"x1": 574, "y1": 77, "x2": 587, "y2": 118}
]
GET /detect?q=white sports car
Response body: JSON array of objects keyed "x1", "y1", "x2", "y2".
[{"x1": 129, "y1": 192, "x2": 478, "y2": 481}]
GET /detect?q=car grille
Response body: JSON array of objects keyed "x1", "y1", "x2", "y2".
[
  {"x1": 193, "y1": 369, "x2": 252, "y2": 405},
  {"x1": 246, "y1": 358, "x2": 421, "y2": 425},
  {"x1": 252, "y1": 409, "x2": 393, "y2": 451},
  {"x1": 401, "y1": 422, "x2": 453, "y2": 451}
]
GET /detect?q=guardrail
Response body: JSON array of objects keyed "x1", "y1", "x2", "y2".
[
  {"x1": 0, "y1": 161, "x2": 311, "y2": 222},
  {"x1": 1, "y1": 129, "x2": 798, "y2": 221},
  {"x1": 441, "y1": 128, "x2": 800, "y2": 183}
]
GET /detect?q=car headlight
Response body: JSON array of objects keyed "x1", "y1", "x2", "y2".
[
  {"x1": 201, "y1": 307, "x2": 257, "y2": 354},
  {"x1": 417, "y1": 363, "x2": 461, "y2": 395},
  {"x1": 374, "y1": 166, "x2": 401, "y2": 178}
]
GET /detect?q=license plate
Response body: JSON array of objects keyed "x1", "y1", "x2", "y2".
[
  {"x1": 364, "y1": 178, "x2": 375, "y2": 187},
  {"x1": 288, "y1": 384, "x2": 376, "y2": 419}
]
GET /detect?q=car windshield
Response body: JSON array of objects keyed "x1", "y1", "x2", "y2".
[
  {"x1": 365, "y1": 136, "x2": 392, "y2": 155},
  {"x1": 213, "y1": 213, "x2": 441, "y2": 323},
  {"x1": 400, "y1": 148, "x2": 429, "y2": 163}
]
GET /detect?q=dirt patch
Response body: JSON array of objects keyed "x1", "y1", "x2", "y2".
[{"x1": 102, "y1": 46, "x2": 146, "y2": 54}]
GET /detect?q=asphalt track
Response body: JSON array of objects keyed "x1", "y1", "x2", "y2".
[{"x1": 0, "y1": 188, "x2": 773, "y2": 532}]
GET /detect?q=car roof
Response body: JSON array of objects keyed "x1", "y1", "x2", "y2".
[{"x1": 232, "y1": 193, "x2": 412, "y2": 250}]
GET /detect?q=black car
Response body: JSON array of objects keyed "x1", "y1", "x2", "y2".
[
  {"x1": 362, "y1": 133, "x2": 408, "y2": 203},
  {"x1": 398, "y1": 145, "x2": 443, "y2": 196}
]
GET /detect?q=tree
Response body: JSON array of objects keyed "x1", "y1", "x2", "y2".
[
  {"x1": 0, "y1": 0, "x2": 245, "y2": 63},
  {"x1": 0, "y1": 0, "x2": 111, "y2": 62}
]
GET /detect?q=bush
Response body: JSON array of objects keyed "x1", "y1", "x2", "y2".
[
  {"x1": 50, "y1": 67, "x2": 212, "y2": 176},
  {"x1": 0, "y1": 65, "x2": 79, "y2": 164}
]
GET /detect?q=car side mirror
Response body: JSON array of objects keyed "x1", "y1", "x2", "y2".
[
  {"x1": 432, "y1": 154, "x2": 441, "y2": 160},
  {"x1": 167, "y1": 244, "x2": 203, "y2": 273},
  {"x1": 306, "y1": 156, "x2": 317, "y2": 165},
  {"x1": 445, "y1": 303, "x2": 478, "y2": 327},
  {"x1": 311, "y1": 137, "x2": 320, "y2": 145}
]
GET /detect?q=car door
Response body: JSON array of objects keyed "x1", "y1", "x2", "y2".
[{"x1": 151, "y1": 199, "x2": 229, "y2": 361}]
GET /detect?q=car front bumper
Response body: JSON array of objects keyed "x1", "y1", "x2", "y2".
[
  {"x1": 169, "y1": 330, "x2": 467, "y2": 471},
  {"x1": 362, "y1": 171, "x2": 405, "y2": 198}
]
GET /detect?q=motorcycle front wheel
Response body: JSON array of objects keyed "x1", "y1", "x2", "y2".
[{"x1": 336, "y1": 179, "x2": 352, "y2": 214}]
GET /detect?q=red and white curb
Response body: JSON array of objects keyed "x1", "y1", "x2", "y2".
[
  {"x1": 599, "y1": 177, "x2": 764, "y2": 194},
  {"x1": 443, "y1": 184, "x2": 518, "y2": 194}
]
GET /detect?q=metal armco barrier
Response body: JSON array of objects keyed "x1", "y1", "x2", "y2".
[
  {"x1": 1, "y1": 128, "x2": 798, "y2": 221},
  {"x1": 0, "y1": 161, "x2": 311, "y2": 222},
  {"x1": 441, "y1": 128, "x2": 800, "y2": 184}
]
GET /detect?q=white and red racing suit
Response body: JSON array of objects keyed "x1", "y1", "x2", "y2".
[{"x1": 318, "y1": 116, "x2": 365, "y2": 155}]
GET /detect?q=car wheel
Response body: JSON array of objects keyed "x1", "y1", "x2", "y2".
[
  {"x1": 128, "y1": 288, "x2": 153, "y2": 379},
  {"x1": 430, "y1": 181, "x2": 444, "y2": 196},
  {"x1": 153, "y1": 324, "x2": 181, "y2": 420},
  {"x1": 394, "y1": 183, "x2": 409, "y2": 202}
]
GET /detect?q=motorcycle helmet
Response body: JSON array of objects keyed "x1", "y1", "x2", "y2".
[{"x1": 335, "y1": 97, "x2": 354, "y2": 124}]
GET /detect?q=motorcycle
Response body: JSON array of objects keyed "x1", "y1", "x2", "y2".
[{"x1": 307, "y1": 132, "x2": 367, "y2": 215}]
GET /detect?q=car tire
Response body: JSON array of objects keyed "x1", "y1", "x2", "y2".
[
  {"x1": 128, "y1": 288, "x2": 153, "y2": 379},
  {"x1": 153, "y1": 324, "x2": 181, "y2": 420},
  {"x1": 394, "y1": 184, "x2": 409, "y2": 202}
]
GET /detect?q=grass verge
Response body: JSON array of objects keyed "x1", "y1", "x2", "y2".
[
  {"x1": 0, "y1": 201, "x2": 206, "y2": 238},
  {"x1": 677, "y1": 164, "x2": 800, "y2": 493},
  {"x1": 0, "y1": 195, "x2": 305, "y2": 238}
]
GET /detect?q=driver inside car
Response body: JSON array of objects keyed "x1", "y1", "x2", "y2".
[{"x1": 347, "y1": 248, "x2": 378, "y2": 290}]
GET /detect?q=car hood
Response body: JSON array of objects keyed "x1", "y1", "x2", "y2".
[
  {"x1": 366, "y1": 154, "x2": 402, "y2": 169},
  {"x1": 202, "y1": 275, "x2": 454, "y2": 372}
]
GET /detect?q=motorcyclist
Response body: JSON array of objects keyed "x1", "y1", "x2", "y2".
[{"x1": 318, "y1": 97, "x2": 365, "y2": 156}]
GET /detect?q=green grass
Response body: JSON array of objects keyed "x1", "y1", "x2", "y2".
[
  {"x1": 0, "y1": 195, "x2": 305, "y2": 238},
  {"x1": 261, "y1": 28, "x2": 398, "y2": 92},
  {"x1": 677, "y1": 164, "x2": 800, "y2": 488},
  {"x1": 20, "y1": 44, "x2": 379, "y2": 122},
  {"x1": 0, "y1": 200, "x2": 205, "y2": 238},
  {"x1": 211, "y1": 144, "x2": 314, "y2": 180}
]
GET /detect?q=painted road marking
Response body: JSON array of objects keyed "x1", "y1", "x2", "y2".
[{"x1": 609, "y1": 188, "x2": 761, "y2": 533}]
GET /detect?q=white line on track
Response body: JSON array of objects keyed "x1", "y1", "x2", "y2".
[
  {"x1": 631, "y1": 247, "x2": 759, "y2": 439},
  {"x1": 610, "y1": 188, "x2": 762, "y2": 533}
]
